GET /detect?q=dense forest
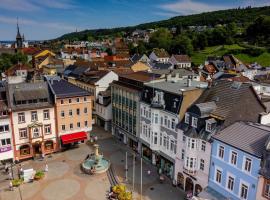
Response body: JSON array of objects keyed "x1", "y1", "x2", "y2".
[{"x1": 58, "y1": 6, "x2": 270, "y2": 43}]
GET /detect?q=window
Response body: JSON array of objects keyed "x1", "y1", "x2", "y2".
[
  {"x1": 70, "y1": 123, "x2": 73, "y2": 129},
  {"x1": 231, "y1": 151, "x2": 237, "y2": 165},
  {"x1": 77, "y1": 97, "x2": 80, "y2": 102},
  {"x1": 44, "y1": 125, "x2": 51, "y2": 135},
  {"x1": 227, "y1": 176, "x2": 234, "y2": 191},
  {"x1": 191, "y1": 117, "x2": 198, "y2": 128},
  {"x1": 43, "y1": 110, "x2": 50, "y2": 120},
  {"x1": 85, "y1": 121, "x2": 88, "y2": 127},
  {"x1": 201, "y1": 141, "x2": 206, "y2": 151},
  {"x1": 191, "y1": 139, "x2": 196, "y2": 149},
  {"x1": 164, "y1": 116, "x2": 168, "y2": 126},
  {"x1": 218, "y1": 146, "x2": 224, "y2": 159},
  {"x1": 61, "y1": 100, "x2": 64, "y2": 104},
  {"x1": 1, "y1": 138, "x2": 11, "y2": 146},
  {"x1": 77, "y1": 122, "x2": 80, "y2": 128},
  {"x1": 172, "y1": 119, "x2": 175, "y2": 129},
  {"x1": 84, "y1": 97, "x2": 87, "y2": 101},
  {"x1": 18, "y1": 112, "x2": 25, "y2": 123},
  {"x1": 200, "y1": 159, "x2": 205, "y2": 171},
  {"x1": 154, "y1": 132, "x2": 158, "y2": 144},
  {"x1": 62, "y1": 125, "x2": 66, "y2": 131},
  {"x1": 61, "y1": 111, "x2": 65, "y2": 117},
  {"x1": 183, "y1": 136, "x2": 186, "y2": 142},
  {"x1": 161, "y1": 117, "x2": 163, "y2": 125},
  {"x1": 69, "y1": 109, "x2": 73, "y2": 116},
  {"x1": 206, "y1": 121, "x2": 212, "y2": 132},
  {"x1": 167, "y1": 119, "x2": 171, "y2": 128},
  {"x1": 31, "y1": 111, "x2": 38, "y2": 121},
  {"x1": 0, "y1": 125, "x2": 9, "y2": 133},
  {"x1": 19, "y1": 128, "x2": 27, "y2": 138},
  {"x1": 244, "y1": 157, "x2": 252, "y2": 172},
  {"x1": 181, "y1": 149, "x2": 185, "y2": 159},
  {"x1": 69, "y1": 99, "x2": 72, "y2": 103},
  {"x1": 185, "y1": 113, "x2": 190, "y2": 124},
  {"x1": 154, "y1": 114, "x2": 158, "y2": 124},
  {"x1": 264, "y1": 182, "x2": 270, "y2": 198},
  {"x1": 216, "y1": 169, "x2": 222, "y2": 183},
  {"x1": 33, "y1": 127, "x2": 39, "y2": 138},
  {"x1": 84, "y1": 107, "x2": 88, "y2": 114},
  {"x1": 77, "y1": 108, "x2": 80, "y2": 115},
  {"x1": 240, "y1": 183, "x2": 248, "y2": 199}
]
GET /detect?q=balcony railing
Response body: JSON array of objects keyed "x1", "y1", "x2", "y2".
[{"x1": 183, "y1": 167, "x2": 197, "y2": 176}]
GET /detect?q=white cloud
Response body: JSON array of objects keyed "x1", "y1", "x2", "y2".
[
  {"x1": 159, "y1": 0, "x2": 230, "y2": 16},
  {"x1": 0, "y1": 0, "x2": 76, "y2": 11},
  {"x1": 0, "y1": 16, "x2": 76, "y2": 31}
]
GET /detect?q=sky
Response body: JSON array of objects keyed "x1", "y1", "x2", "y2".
[{"x1": 0, "y1": 0, "x2": 269, "y2": 40}]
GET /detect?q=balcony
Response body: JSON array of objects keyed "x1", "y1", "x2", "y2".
[{"x1": 183, "y1": 167, "x2": 197, "y2": 176}]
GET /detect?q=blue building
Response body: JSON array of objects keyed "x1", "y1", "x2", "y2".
[{"x1": 208, "y1": 122, "x2": 270, "y2": 200}]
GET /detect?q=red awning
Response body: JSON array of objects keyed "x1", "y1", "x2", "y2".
[{"x1": 61, "y1": 131, "x2": 87, "y2": 145}]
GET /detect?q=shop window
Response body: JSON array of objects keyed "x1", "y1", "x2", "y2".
[{"x1": 20, "y1": 145, "x2": 30, "y2": 156}]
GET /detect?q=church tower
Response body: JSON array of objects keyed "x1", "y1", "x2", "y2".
[{"x1": 16, "y1": 18, "x2": 23, "y2": 49}]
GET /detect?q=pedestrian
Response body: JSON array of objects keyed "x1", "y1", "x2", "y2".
[
  {"x1": 44, "y1": 163, "x2": 48, "y2": 172},
  {"x1": 4, "y1": 163, "x2": 8, "y2": 173},
  {"x1": 9, "y1": 171, "x2": 12, "y2": 180},
  {"x1": 147, "y1": 170, "x2": 151, "y2": 176},
  {"x1": 94, "y1": 136, "x2": 98, "y2": 142},
  {"x1": 19, "y1": 165, "x2": 23, "y2": 179},
  {"x1": 9, "y1": 181, "x2": 13, "y2": 191}
]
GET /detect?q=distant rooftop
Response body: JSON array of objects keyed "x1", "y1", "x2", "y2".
[{"x1": 145, "y1": 79, "x2": 208, "y2": 94}]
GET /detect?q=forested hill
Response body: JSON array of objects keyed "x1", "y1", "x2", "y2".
[{"x1": 59, "y1": 6, "x2": 270, "y2": 40}]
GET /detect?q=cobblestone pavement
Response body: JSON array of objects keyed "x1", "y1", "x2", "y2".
[{"x1": 0, "y1": 126, "x2": 185, "y2": 200}]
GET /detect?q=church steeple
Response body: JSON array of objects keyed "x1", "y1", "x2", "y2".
[{"x1": 16, "y1": 17, "x2": 23, "y2": 48}]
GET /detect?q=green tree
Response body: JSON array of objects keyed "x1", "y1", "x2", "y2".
[
  {"x1": 171, "y1": 34, "x2": 193, "y2": 55},
  {"x1": 149, "y1": 28, "x2": 172, "y2": 51},
  {"x1": 0, "y1": 52, "x2": 28, "y2": 72}
]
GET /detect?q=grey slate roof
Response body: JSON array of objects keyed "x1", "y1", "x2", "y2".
[
  {"x1": 213, "y1": 122, "x2": 270, "y2": 158},
  {"x1": 48, "y1": 78, "x2": 90, "y2": 98},
  {"x1": 195, "y1": 80, "x2": 265, "y2": 121},
  {"x1": 7, "y1": 82, "x2": 53, "y2": 111}
]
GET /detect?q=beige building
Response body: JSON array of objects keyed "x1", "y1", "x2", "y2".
[
  {"x1": 48, "y1": 77, "x2": 92, "y2": 147},
  {"x1": 7, "y1": 82, "x2": 57, "y2": 161}
]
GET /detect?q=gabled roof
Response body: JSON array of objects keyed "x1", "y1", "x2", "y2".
[
  {"x1": 5, "y1": 64, "x2": 32, "y2": 76},
  {"x1": 172, "y1": 54, "x2": 191, "y2": 63},
  {"x1": 152, "y1": 48, "x2": 169, "y2": 58},
  {"x1": 213, "y1": 122, "x2": 270, "y2": 158},
  {"x1": 79, "y1": 70, "x2": 111, "y2": 84},
  {"x1": 194, "y1": 80, "x2": 266, "y2": 124}
]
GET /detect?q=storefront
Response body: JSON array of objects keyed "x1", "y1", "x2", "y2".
[
  {"x1": 157, "y1": 154, "x2": 174, "y2": 179},
  {"x1": 128, "y1": 138, "x2": 138, "y2": 152},
  {"x1": 142, "y1": 144, "x2": 152, "y2": 161},
  {"x1": 61, "y1": 131, "x2": 87, "y2": 147}
]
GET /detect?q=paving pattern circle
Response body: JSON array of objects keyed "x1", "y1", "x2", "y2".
[
  {"x1": 45, "y1": 161, "x2": 69, "y2": 180},
  {"x1": 0, "y1": 181, "x2": 40, "y2": 200},
  {"x1": 84, "y1": 176, "x2": 110, "y2": 199},
  {"x1": 42, "y1": 179, "x2": 80, "y2": 200},
  {"x1": 64, "y1": 145, "x2": 91, "y2": 161}
]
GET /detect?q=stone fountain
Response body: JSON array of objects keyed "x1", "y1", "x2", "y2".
[{"x1": 81, "y1": 144, "x2": 110, "y2": 174}]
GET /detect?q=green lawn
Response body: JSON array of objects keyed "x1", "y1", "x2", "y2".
[{"x1": 191, "y1": 44, "x2": 270, "y2": 67}]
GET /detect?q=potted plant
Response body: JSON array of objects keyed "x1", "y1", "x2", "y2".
[
  {"x1": 12, "y1": 178, "x2": 23, "y2": 187},
  {"x1": 34, "y1": 171, "x2": 45, "y2": 180}
]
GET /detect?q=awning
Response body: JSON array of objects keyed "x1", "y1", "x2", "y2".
[{"x1": 61, "y1": 131, "x2": 87, "y2": 145}]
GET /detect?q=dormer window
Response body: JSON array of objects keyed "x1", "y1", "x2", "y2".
[
  {"x1": 191, "y1": 117, "x2": 198, "y2": 128},
  {"x1": 205, "y1": 118, "x2": 216, "y2": 132},
  {"x1": 185, "y1": 113, "x2": 190, "y2": 124}
]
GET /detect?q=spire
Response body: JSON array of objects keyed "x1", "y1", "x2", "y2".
[{"x1": 16, "y1": 17, "x2": 22, "y2": 39}]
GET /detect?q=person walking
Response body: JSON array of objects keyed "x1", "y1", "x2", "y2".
[
  {"x1": 44, "y1": 163, "x2": 48, "y2": 172},
  {"x1": 9, "y1": 181, "x2": 13, "y2": 191}
]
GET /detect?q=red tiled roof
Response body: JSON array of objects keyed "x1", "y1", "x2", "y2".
[
  {"x1": 173, "y1": 54, "x2": 191, "y2": 62},
  {"x1": 22, "y1": 47, "x2": 40, "y2": 55},
  {"x1": 204, "y1": 64, "x2": 217, "y2": 74},
  {"x1": 5, "y1": 64, "x2": 32, "y2": 76}
]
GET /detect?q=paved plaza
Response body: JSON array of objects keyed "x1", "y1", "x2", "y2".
[{"x1": 0, "y1": 126, "x2": 185, "y2": 200}]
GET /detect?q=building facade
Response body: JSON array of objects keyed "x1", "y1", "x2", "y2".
[
  {"x1": 139, "y1": 80, "x2": 205, "y2": 179},
  {"x1": 7, "y1": 82, "x2": 57, "y2": 161},
  {"x1": 174, "y1": 80, "x2": 266, "y2": 195},
  {"x1": 48, "y1": 77, "x2": 92, "y2": 148},
  {"x1": 208, "y1": 122, "x2": 270, "y2": 200}
]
